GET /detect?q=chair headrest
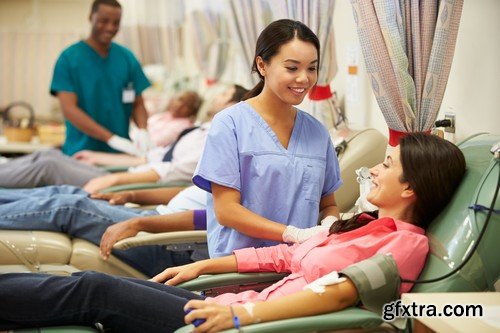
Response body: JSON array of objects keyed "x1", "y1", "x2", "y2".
[{"x1": 413, "y1": 133, "x2": 500, "y2": 292}]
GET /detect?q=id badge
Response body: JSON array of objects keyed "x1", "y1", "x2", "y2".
[{"x1": 122, "y1": 87, "x2": 135, "y2": 103}]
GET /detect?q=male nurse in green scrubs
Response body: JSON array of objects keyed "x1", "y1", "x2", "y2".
[{"x1": 50, "y1": 0, "x2": 152, "y2": 157}]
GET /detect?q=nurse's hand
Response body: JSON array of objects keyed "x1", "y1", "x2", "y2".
[
  {"x1": 151, "y1": 262, "x2": 202, "y2": 285},
  {"x1": 107, "y1": 135, "x2": 142, "y2": 157},
  {"x1": 282, "y1": 225, "x2": 329, "y2": 243}
]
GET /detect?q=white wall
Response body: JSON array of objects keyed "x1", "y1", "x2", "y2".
[
  {"x1": 0, "y1": 0, "x2": 91, "y2": 121},
  {"x1": 0, "y1": 0, "x2": 90, "y2": 32},
  {"x1": 438, "y1": 0, "x2": 500, "y2": 142},
  {"x1": 332, "y1": 0, "x2": 500, "y2": 142},
  {"x1": 330, "y1": 0, "x2": 386, "y2": 135}
]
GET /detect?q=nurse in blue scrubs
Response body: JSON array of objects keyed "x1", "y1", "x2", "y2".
[
  {"x1": 50, "y1": 0, "x2": 151, "y2": 156},
  {"x1": 193, "y1": 19, "x2": 343, "y2": 257}
]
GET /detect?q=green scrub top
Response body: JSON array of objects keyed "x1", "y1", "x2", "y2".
[{"x1": 50, "y1": 41, "x2": 151, "y2": 155}]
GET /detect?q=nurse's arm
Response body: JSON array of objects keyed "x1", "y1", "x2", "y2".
[
  {"x1": 131, "y1": 94, "x2": 148, "y2": 129},
  {"x1": 57, "y1": 91, "x2": 113, "y2": 142},
  {"x1": 319, "y1": 193, "x2": 340, "y2": 220},
  {"x1": 212, "y1": 183, "x2": 286, "y2": 241}
]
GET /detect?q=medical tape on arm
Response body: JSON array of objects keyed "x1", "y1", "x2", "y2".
[
  {"x1": 241, "y1": 302, "x2": 261, "y2": 324},
  {"x1": 303, "y1": 271, "x2": 347, "y2": 294}
]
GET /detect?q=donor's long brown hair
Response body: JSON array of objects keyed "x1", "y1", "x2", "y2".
[{"x1": 329, "y1": 133, "x2": 466, "y2": 234}]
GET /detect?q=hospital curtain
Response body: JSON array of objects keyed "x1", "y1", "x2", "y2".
[
  {"x1": 350, "y1": 0, "x2": 463, "y2": 146},
  {"x1": 185, "y1": 10, "x2": 231, "y2": 86},
  {"x1": 224, "y1": 0, "x2": 274, "y2": 87},
  {"x1": 118, "y1": 0, "x2": 185, "y2": 83},
  {"x1": 120, "y1": 1, "x2": 234, "y2": 91},
  {"x1": 224, "y1": 0, "x2": 338, "y2": 128}
]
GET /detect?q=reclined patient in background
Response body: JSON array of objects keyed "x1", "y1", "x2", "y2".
[
  {"x1": 75, "y1": 89, "x2": 202, "y2": 167},
  {"x1": 136, "y1": 90, "x2": 198, "y2": 148},
  {"x1": 0, "y1": 86, "x2": 245, "y2": 192}
]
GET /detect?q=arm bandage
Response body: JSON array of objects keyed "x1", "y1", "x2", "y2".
[{"x1": 303, "y1": 271, "x2": 347, "y2": 294}]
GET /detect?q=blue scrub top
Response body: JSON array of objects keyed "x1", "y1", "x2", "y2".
[
  {"x1": 50, "y1": 41, "x2": 150, "y2": 155},
  {"x1": 193, "y1": 102, "x2": 342, "y2": 257}
]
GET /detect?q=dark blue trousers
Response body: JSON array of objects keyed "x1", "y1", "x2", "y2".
[{"x1": 0, "y1": 271, "x2": 204, "y2": 333}]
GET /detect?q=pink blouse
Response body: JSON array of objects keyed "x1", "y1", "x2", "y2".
[
  {"x1": 147, "y1": 112, "x2": 193, "y2": 147},
  {"x1": 211, "y1": 216, "x2": 428, "y2": 305}
]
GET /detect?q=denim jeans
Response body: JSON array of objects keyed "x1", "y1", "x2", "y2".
[
  {"x1": 0, "y1": 185, "x2": 192, "y2": 276},
  {"x1": 0, "y1": 271, "x2": 204, "y2": 332}
]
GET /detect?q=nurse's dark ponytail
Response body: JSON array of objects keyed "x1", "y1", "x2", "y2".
[
  {"x1": 243, "y1": 19, "x2": 320, "y2": 100},
  {"x1": 243, "y1": 81, "x2": 264, "y2": 100}
]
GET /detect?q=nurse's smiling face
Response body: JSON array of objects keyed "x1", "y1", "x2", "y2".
[{"x1": 257, "y1": 37, "x2": 318, "y2": 106}]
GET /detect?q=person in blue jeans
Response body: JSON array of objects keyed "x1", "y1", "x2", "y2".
[{"x1": 0, "y1": 185, "x2": 202, "y2": 276}]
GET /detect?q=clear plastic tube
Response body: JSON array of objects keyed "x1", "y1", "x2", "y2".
[{"x1": 354, "y1": 167, "x2": 378, "y2": 213}]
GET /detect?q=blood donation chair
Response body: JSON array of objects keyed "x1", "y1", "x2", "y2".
[
  {"x1": 0, "y1": 128, "x2": 387, "y2": 278},
  {"x1": 10, "y1": 132, "x2": 500, "y2": 333},
  {"x1": 98, "y1": 180, "x2": 192, "y2": 194},
  {"x1": 172, "y1": 132, "x2": 500, "y2": 332},
  {"x1": 0, "y1": 179, "x2": 193, "y2": 279},
  {"x1": 100, "y1": 165, "x2": 130, "y2": 173}
]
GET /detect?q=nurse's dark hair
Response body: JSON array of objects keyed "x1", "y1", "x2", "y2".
[
  {"x1": 91, "y1": 0, "x2": 121, "y2": 14},
  {"x1": 243, "y1": 19, "x2": 320, "y2": 100},
  {"x1": 329, "y1": 133, "x2": 466, "y2": 234},
  {"x1": 230, "y1": 85, "x2": 250, "y2": 104}
]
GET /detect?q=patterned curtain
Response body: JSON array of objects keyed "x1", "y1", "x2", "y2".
[
  {"x1": 118, "y1": 0, "x2": 185, "y2": 86},
  {"x1": 351, "y1": 0, "x2": 464, "y2": 145},
  {"x1": 222, "y1": 0, "x2": 338, "y2": 128},
  {"x1": 224, "y1": 0, "x2": 274, "y2": 87},
  {"x1": 120, "y1": 1, "x2": 235, "y2": 91},
  {"x1": 186, "y1": 10, "x2": 230, "y2": 86}
]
